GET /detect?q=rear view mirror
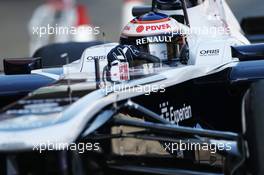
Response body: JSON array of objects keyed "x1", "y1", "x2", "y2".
[
  {"x1": 3, "y1": 57, "x2": 42, "y2": 75},
  {"x1": 241, "y1": 17, "x2": 264, "y2": 42}
]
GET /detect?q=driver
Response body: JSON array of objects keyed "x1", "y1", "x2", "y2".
[{"x1": 106, "y1": 11, "x2": 189, "y2": 80}]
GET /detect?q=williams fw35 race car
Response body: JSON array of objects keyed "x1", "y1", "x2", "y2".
[{"x1": 1, "y1": 0, "x2": 264, "y2": 175}]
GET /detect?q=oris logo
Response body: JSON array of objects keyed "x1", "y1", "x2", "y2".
[
  {"x1": 87, "y1": 55, "x2": 106, "y2": 61},
  {"x1": 136, "y1": 25, "x2": 144, "y2": 33},
  {"x1": 200, "y1": 49, "x2": 220, "y2": 56}
]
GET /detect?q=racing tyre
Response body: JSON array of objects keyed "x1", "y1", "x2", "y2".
[{"x1": 243, "y1": 80, "x2": 264, "y2": 175}]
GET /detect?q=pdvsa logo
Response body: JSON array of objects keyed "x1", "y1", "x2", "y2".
[
  {"x1": 145, "y1": 24, "x2": 171, "y2": 31},
  {"x1": 136, "y1": 24, "x2": 171, "y2": 33},
  {"x1": 136, "y1": 25, "x2": 144, "y2": 33}
]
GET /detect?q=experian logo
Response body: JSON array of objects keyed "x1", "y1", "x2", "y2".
[{"x1": 160, "y1": 102, "x2": 192, "y2": 125}]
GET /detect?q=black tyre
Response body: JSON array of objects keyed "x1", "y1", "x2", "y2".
[{"x1": 243, "y1": 80, "x2": 264, "y2": 175}]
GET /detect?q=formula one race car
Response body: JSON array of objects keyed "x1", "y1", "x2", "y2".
[{"x1": 0, "y1": 0, "x2": 264, "y2": 175}]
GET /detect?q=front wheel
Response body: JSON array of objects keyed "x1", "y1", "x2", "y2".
[{"x1": 243, "y1": 80, "x2": 264, "y2": 175}]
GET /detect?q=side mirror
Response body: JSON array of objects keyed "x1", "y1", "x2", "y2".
[
  {"x1": 3, "y1": 57, "x2": 42, "y2": 75},
  {"x1": 241, "y1": 17, "x2": 264, "y2": 42}
]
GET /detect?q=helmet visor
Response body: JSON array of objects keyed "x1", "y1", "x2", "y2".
[
  {"x1": 148, "y1": 43, "x2": 168, "y2": 61},
  {"x1": 138, "y1": 35, "x2": 184, "y2": 62}
]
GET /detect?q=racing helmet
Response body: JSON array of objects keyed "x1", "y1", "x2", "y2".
[{"x1": 120, "y1": 12, "x2": 188, "y2": 64}]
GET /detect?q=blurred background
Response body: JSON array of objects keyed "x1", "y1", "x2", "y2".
[{"x1": 0, "y1": 0, "x2": 263, "y2": 65}]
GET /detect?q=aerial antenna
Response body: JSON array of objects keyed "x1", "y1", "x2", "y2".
[
  {"x1": 180, "y1": 0, "x2": 190, "y2": 27},
  {"x1": 94, "y1": 32, "x2": 107, "y2": 89},
  {"x1": 102, "y1": 31, "x2": 108, "y2": 87},
  {"x1": 152, "y1": 0, "x2": 156, "y2": 11},
  {"x1": 61, "y1": 53, "x2": 72, "y2": 104},
  {"x1": 102, "y1": 32, "x2": 107, "y2": 61},
  {"x1": 95, "y1": 56, "x2": 101, "y2": 89}
]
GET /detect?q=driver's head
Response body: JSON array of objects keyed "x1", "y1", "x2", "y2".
[{"x1": 120, "y1": 12, "x2": 187, "y2": 64}]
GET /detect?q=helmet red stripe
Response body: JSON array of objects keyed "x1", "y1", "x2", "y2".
[{"x1": 131, "y1": 18, "x2": 170, "y2": 24}]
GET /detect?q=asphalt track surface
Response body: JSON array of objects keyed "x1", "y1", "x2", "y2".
[{"x1": 0, "y1": 0, "x2": 263, "y2": 70}]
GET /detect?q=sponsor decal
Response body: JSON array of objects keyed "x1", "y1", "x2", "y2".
[
  {"x1": 87, "y1": 55, "x2": 107, "y2": 61},
  {"x1": 145, "y1": 23, "x2": 171, "y2": 31},
  {"x1": 136, "y1": 35, "x2": 172, "y2": 45},
  {"x1": 119, "y1": 62, "x2": 129, "y2": 81},
  {"x1": 160, "y1": 102, "x2": 192, "y2": 125},
  {"x1": 111, "y1": 62, "x2": 130, "y2": 81},
  {"x1": 136, "y1": 24, "x2": 171, "y2": 33},
  {"x1": 199, "y1": 49, "x2": 220, "y2": 56},
  {"x1": 136, "y1": 25, "x2": 144, "y2": 33}
]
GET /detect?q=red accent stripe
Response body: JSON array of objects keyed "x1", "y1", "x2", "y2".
[{"x1": 131, "y1": 18, "x2": 170, "y2": 24}]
